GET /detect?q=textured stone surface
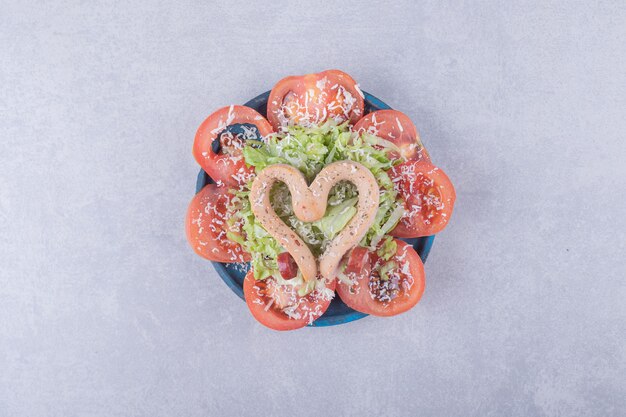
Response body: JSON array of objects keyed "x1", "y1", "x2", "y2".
[{"x1": 1, "y1": 1, "x2": 625, "y2": 416}]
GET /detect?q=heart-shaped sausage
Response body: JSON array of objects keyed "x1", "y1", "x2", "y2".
[{"x1": 249, "y1": 161, "x2": 380, "y2": 282}]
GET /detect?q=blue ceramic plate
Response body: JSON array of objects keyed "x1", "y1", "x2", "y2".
[{"x1": 195, "y1": 90, "x2": 435, "y2": 326}]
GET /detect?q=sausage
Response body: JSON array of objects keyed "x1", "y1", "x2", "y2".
[{"x1": 249, "y1": 161, "x2": 379, "y2": 282}]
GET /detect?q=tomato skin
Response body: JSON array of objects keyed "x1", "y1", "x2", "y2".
[
  {"x1": 185, "y1": 184, "x2": 250, "y2": 263},
  {"x1": 193, "y1": 105, "x2": 273, "y2": 187},
  {"x1": 337, "y1": 240, "x2": 425, "y2": 317},
  {"x1": 244, "y1": 271, "x2": 336, "y2": 331},
  {"x1": 277, "y1": 252, "x2": 297, "y2": 280},
  {"x1": 353, "y1": 109, "x2": 430, "y2": 163},
  {"x1": 389, "y1": 160, "x2": 456, "y2": 238},
  {"x1": 267, "y1": 69, "x2": 365, "y2": 131},
  {"x1": 345, "y1": 246, "x2": 370, "y2": 275}
]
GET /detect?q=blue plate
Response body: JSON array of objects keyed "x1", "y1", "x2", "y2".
[{"x1": 195, "y1": 90, "x2": 435, "y2": 326}]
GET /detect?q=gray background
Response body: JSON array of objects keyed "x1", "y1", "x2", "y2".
[{"x1": 1, "y1": 1, "x2": 625, "y2": 416}]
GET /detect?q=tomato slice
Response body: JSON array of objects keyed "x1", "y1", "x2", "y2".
[
  {"x1": 337, "y1": 239, "x2": 425, "y2": 317},
  {"x1": 277, "y1": 252, "x2": 297, "y2": 280},
  {"x1": 389, "y1": 160, "x2": 456, "y2": 238},
  {"x1": 244, "y1": 271, "x2": 336, "y2": 330},
  {"x1": 193, "y1": 105, "x2": 274, "y2": 187},
  {"x1": 267, "y1": 69, "x2": 365, "y2": 131},
  {"x1": 185, "y1": 184, "x2": 250, "y2": 263},
  {"x1": 345, "y1": 246, "x2": 370, "y2": 275},
  {"x1": 353, "y1": 109, "x2": 430, "y2": 163}
]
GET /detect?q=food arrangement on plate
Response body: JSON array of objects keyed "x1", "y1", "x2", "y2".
[{"x1": 185, "y1": 70, "x2": 456, "y2": 331}]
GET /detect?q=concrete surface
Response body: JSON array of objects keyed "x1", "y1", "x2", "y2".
[{"x1": 1, "y1": 1, "x2": 625, "y2": 416}]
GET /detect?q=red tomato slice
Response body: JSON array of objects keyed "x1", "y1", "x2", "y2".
[
  {"x1": 345, "y1": 246, "x2": 370, "y2": 275},
  {"x1": 353, "y1": 109, "x2": 430, "y2": 163},
  {"x1": 185, "y1": 184, "x2": 250, "y2": 263},
  {"x1": 193, "y1": 105, "x2": 274, "y2": 187},
  {"x1": 277, "y1": 252, "x2": 297, "y2": 280},
  {"x1": 337, "y1": 239, "x2": 425, "y2": 317},
  {"x1": 389, "y1": 160, "x2": 456, "y2": 238},
  {"x1": 244, "y1": 271, "x2": 336, "y2": 331},
  {"x1": 267, "y1": 69, "x2": 365, "y2": 131}
]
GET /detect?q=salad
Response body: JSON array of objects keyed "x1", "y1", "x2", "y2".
[{"x1": 186, "y1": 70, "x2": 456, "y2": 330}]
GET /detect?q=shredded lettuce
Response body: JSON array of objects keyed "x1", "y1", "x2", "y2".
[
  {"x1": 376, "y1": 236, "x2": 398, "y2": 261},
  {"x1": 314, "y1": 197, "x2": 357, "y2": 240},
  {"x1": 379, "y1": 260, "x2": 398, "y2": 281},
  {"x1": 228, "y1": 120, "x2": 405, "y2": 280}
]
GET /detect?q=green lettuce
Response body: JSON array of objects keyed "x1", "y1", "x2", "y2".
[{"x1": 228, "y1": 120, "x2": 405, "y2": 280}]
